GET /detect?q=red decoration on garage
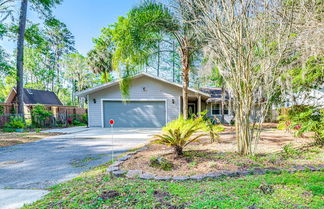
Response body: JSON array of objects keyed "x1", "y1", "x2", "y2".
[{"x1": 109, "y1": 119, "x2": 115, "y2": 125}]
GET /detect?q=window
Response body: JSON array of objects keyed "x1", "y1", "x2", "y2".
[
  {"x1": 211, "y1": 103, "x2": 229, "y2": 115},
  {"x1": 211, "y1": 104, "x2": 220, "y2": 115}
]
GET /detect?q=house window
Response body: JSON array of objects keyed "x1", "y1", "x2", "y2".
[
  {"x1": 211, "y1": 103, "x2": 229, "y2": 115},
  {"x1": 211, "y1": 104, "x2": 220, "y2": 115}
]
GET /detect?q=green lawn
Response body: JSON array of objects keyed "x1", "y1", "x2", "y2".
[{"x1": 23, "y1": 162, "x2": 324, "y2": 209}]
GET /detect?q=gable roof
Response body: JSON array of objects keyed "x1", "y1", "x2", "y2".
[
  {"x1": 200, "y1": 87, "x2": 230, "y2": 103},
  {"x1": 76, "y1": 73, "x2": 210, "y2": 97},
  {"x1": 6, "y1": 88, "x2": 63, "y2": 105}
]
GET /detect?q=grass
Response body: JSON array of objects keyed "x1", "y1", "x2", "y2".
[
  {"x1": 23, "y1": 162, "x2": 324, "y2": 209},
  {"x1": 0, "y1": 131, "x2": 62, "y2": 147}
]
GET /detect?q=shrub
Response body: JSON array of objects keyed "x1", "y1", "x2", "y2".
[
  {"x1": 204, "y1": 118, "x2": 224, "y2": 143},
  {"x1": 278, "y1": 105, "x2": 323, "y2": 145},
  {"x1": 4, "y1": 116, "x2": 26, "y2": 129},
  {"x1": 153, "y1": 116, "x2": 206, "y2": 156},
  {"x1": 31, "y1": 105, "x2": 53, "y2": 128},
  {"x1": 81, "y1": 113, "x2": 88, "y2": 123},
  {"x1": 149, "y1": 157, "x2": 173, "y2": 171}
]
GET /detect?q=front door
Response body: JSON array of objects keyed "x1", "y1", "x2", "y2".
[{"x1": 188, "y1": 103, "x2": 196, "y2": 116}]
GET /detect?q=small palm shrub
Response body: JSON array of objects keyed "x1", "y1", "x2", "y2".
[{"x1": 154, "y1": 116, "x2": 206, "y2": 156}]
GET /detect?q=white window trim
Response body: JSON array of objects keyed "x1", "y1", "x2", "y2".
[{"x1": 100, "y1": 99, "x2": 168, "y2": 128}]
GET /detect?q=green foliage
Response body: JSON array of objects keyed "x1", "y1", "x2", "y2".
[
  {"x1": 282, "y1": 143, "x2": 301, "y2": 159},
  {"x1": 22, "y1": 165, "x2": 324, "y2": 209},
  {"x1": 278, "y1": 105, "x2": 324, "y2": 144},
  {"x1": 0, "y1": 105, "x2": 4, "y2": 114},
  {"x1": 288, "y1": 56, "x2": 324, "y2": 93},
  {"x1": 31, "y1": 105, "x2": 53, "y2": 128},
  {"x1": 4, "y1": 116, "x2": 25, "y2": 129},
  {"x1": 149, "y1": 157, "x2": 173, "y2": 171},
  {"x1": 154, "y1": 116, "x2": 206, "y2": 156}
]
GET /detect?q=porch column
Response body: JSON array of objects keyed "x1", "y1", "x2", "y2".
[{"x1": 198, "y1": 96, "x2": 201, "y2": 113}]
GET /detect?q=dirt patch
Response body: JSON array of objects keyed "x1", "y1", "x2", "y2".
[
  {"x1": 0, "y1": 132, "x2": 63, "y2": 147},
  {"x1": 100, "y1": 190, "x2": 120, "y2": 200},
  {"x1": 121, "y1": 128, "x2": 323, "y2": 176}
]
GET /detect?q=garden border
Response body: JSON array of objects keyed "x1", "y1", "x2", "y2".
[{"x1": 107, "y1": 146, "x2": 324, "y2": 181}]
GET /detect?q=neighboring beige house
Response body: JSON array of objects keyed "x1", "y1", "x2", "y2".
[
  {"x1": 76, "y1": 73, "x2": 234, "y2": 128},
  {"x1": 5, "y1": 88, "x2": 63, "y2": 117}
]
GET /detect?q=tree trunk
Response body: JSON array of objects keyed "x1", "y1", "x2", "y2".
[
  {"x1": 175, "y1": 146, "x2": 183, "y2": 156},
  {"x1": 172, "y1": 40, "x2": 175, "y2": 82},
  {"x1": 181, "y1": 38, "x2": 190, "y2": 120},
  {"x1": 221, "y1": 85, "x2": 225, "y2": 124},
  {"x1": 16, "y1": 0, "x2": 28, "y2": 117},
  {"x1": 157, "y1": 40, "x2": 160, "y2": 77}
]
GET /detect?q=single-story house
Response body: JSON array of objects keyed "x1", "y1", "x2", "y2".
[{"x1": 76, "y1": 73, "x2": 234, "y2": 128}]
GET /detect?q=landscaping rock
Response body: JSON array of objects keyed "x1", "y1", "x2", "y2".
[
  {"x1": 127, "y1": 152, "x2": 136, "y2": 155},
  {"x1": 106, "y1": 166, "x2": 119, "y2": 173},
  {"x1": 139, "y1": 173, "x2": 156, "y2": 180},
  {"x1": 112, "y1": 170, "x2": 127, "y2": 177},
  {"x1": 172, "y1": 176, "x2": 189, "y2": 181},
  {"x1": 126, "y1": 170, "x2": 143, "y2": 178},
  {"x1": 304, "y1": 165, "x2": 317, "y2": 171},
  {"x1": 189, "y1": 175, "x2": 206, "y2": 181},
  {"x1": 251, "y1": 168, "x2": 266, "y2": 175},
  {"x1": 111, "y1": 161, "x2": 123, "y2": 167},
  {"x1": 117, "y1": 155, "x2": 130, "y2": 161},
  {"x1": 292, "y1": 165, "x2": 306, "y2": 171},
  {"x1": 205, "y1": 172, "x2": 223, "y2": 179},
  {"x1": 265, "y1": 167, "x2": 281, "y2": 174},
  {"x1": 237, "y1": 170, "x2": 251, "y2": 176},
  {"x1": 154, "y1": 176, "x2": 172, "y2": 181}
]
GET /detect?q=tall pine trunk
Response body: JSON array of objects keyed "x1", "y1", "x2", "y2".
[
  {"x1": 181, "y1": 38, "x2": 190, "y2": 120},
  {"x1": 16, "y1": 0, "x2": 28, "y2": 117}
]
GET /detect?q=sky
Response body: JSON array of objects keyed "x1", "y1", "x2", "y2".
[
  {"x1": 52, "y1": 0, "x2": 141, "y2": 55},
  {"x1": 2, "y1": 0, "x2": 141, "y2": 55}
]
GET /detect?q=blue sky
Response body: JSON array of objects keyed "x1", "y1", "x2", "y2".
[
  {"x1": 2, "y1": 0, "x2": 141, "y2": 55},
  {"x1": 53, "y1": 0, "x2": 141, "y2": 55}
]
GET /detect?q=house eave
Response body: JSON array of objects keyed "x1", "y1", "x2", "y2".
[{"x1": 76, "y1": 73, "x2": 210, "y2": 98}]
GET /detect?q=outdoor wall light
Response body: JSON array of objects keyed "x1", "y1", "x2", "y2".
[
  {"x1": 172, "y1": 99, "x2": 175, "y2": 104},
  {"x1": 93, "y1": 99, "x2": 96, "y2": 104},
  {"x1": 143, "y1": 87, "x2": 147, "y2": 92}
]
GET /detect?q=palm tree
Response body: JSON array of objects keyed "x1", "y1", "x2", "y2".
[
  {"x1": 87, "y1": 46, "x2": 113, "y2": 83},
  {"x1": 131, "y1": 1, "x2": 200, "y2": 119},
  {"x1": 15, "y1": 0, "x2": 62, "y2": 116}
]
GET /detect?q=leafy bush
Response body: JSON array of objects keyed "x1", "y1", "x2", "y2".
[
  {"x1": 149, "y1": 157, "x2": 173, "y2": 171},
  {"x1": 31, "y1": 105, "x2": 53, "y2": 128},
  {"x1": 81, "y1": 113, "x2": 88, "y2": 123},
  {"x1": 4, "y1": 116, "x2": 25, "y2": 129},
  {"x1": 153, "y1": 116, "x2": 206, "y2": 156},
  {"x1": 278, "y1": 105, "x2": 323, "y2": 145},
  {"x1": 203, "y1": 118, "x2": 224, "y2": 143},
  {"x1": 72, "y1": 119, "x2": 87, "y2": 126},
  {"x1": 282, "y1": 143, "x2": 301, "y2": 159}
]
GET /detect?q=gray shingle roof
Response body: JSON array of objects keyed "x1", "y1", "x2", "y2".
[{"x1": 18, "y1": 88, "x2": 63, "y2": 105}]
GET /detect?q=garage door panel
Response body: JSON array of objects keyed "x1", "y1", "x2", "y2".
[{"x1": 103, "y1": 101, "x2": 166, "y2": 127}]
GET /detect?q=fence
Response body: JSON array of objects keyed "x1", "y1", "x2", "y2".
[{"x1": 0, "y1": 113, "x2": 88, "y2": 128}]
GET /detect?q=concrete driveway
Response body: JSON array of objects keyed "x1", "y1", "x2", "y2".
[{"x1": 0, "y1": 127, "x2": 159, "y2": 208}]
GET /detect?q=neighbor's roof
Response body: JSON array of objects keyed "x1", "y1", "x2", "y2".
[
  {"x1": 6, "y1": 88, "x2": 63, "y2": 105},
  {"x1": 200, "y1": 87, "x2": 230, "y2": 103},
  {"x1": 76, "y1": 73, "x2": 210, "y2": 97}
]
